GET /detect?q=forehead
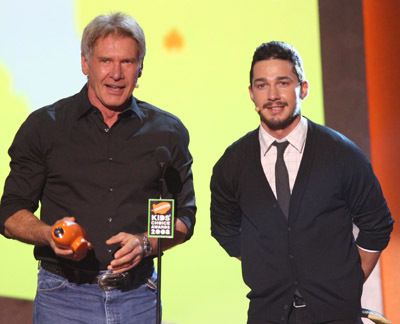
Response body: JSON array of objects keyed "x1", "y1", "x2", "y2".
[
  {"x1": 92, "y1": 34, "x2": 138, "y2": 56},
  {"x1": 252, "y1": 59, "x2": 297, "y2": 81}
]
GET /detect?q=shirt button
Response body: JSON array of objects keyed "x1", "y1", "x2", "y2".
[
  {"x1": 108, "y1": 217, "x2": 112, "y2": 222},
  {"x1": 294, "y1": 281, "x2": 298, "y2": 285},
  {"x1": 107, "y1": 249, "x2": 112, "y2": 253},
  {"x1": 108, "y1": 157, "x2": 113, "y2": 161},
  {"x1": 272, "y1": 203, "x2": 277, "y2": 208},
  {"x1": 288, "y1": 227, "x2": 291, "y2": 231},
  {"x1": 284, "y1": 304, "x2": 288, "y2": 309},
  {"x1": 109, "y1": 188, "x2": 113, "y2": 192},
  {"x1": 281, "y1": 316, "x2": 285, "y2": 321},
  {"x1": 289, "y1": 254, "x2": 294, "y2": 259},
  {"x1": 104, "y1": 128, "x2": 110, "y2": 133}
]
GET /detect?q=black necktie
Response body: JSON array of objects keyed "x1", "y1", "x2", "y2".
[
  {"x1": 273, "y1": 141, "x2": 303, "y2": 300},
  {"x1": 273, "y1": 141, "x2": 290, "y2": 219}
]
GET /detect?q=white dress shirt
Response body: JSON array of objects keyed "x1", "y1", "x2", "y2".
[
  {"x1": 259, "y1": 116, "x2": 377, "y2": 253},
  {"x1": 259, "y1": 116, "x2": 308, "y2": 198}
]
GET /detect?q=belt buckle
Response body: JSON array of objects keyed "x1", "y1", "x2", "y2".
[
  {"x1": 98, "y1": 272, "x2": 129, "y2": 291},
  {"x1": 293, "y1": 297, "x2": 306, "y2": 308}
]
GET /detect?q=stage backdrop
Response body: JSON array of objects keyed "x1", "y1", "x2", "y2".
[{"x1": 1, "y1": 0, "x2": 392, "y2": 323}]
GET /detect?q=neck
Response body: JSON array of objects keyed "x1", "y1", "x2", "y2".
[
  {"x1": 99, "y1": 109, "x2": 120, "y2": 128},
  {"x1": 86, "y1": 85, "x2": 130, "y2": 128},
  {"x1": 261, "y1": 115, "x2": 301, "y2": 140}
]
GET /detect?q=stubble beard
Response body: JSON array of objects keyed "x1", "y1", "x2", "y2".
[{"x1": 259, "y1": 106, "x2": 301, "y2": 131}]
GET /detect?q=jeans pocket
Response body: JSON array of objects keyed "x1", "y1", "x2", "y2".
[{"x1": 37, "y1": 268, "x2": 68, "y2": 292}]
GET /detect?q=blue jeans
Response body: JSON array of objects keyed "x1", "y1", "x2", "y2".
[{"x1": 33, "y1": 266, "x2": 158, "y2": 324}]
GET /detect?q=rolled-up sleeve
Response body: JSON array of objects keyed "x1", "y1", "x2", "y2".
[
  {"x1": 169, "y1": 121, "x2": 196, "y2": 241},
  {"x1": 343, "y1": 144, "x2": 394, "y2": 251},
  {"x1": 0, "y1": 113, "x2": 46, "y2": 235}
]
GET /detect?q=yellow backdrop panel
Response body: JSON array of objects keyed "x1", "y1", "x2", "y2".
[{"x1": 0, "y1": 1, "x2": 323, "y2": 323}]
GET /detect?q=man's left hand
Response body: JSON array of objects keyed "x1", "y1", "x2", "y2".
[{"x1": 105, "y1": 232, "x2": 144, "y2": 273}]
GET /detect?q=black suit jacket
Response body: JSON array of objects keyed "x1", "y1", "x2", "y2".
[{"x1": 211, "y1": 119, "x2": 393, "y2": 323}]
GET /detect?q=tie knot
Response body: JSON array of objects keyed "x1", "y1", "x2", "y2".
[{"x1": 273, "y1": 141, "x2": 289, "y2": 157}]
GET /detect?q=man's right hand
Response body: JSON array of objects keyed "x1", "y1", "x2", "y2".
[
  {"x1": 4, "y1": 210, "x2": 92, "y2": 262},
  {"x1": 49, "y1": 217, "x2": 93, "y2": 262}
]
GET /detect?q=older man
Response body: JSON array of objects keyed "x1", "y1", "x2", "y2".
[{"x1": 0, "y1": 12, "x2": 196, "y2": 324}]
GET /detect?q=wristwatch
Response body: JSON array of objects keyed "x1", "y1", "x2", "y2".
[{"x1": 139, "y1": 233, "x2": 153, "y2": 257}]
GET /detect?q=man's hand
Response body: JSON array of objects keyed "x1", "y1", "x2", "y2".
[
  {"x1": 49, "y1": 217, "x2": 93, "y2": 262},
  {"x1": 4, "y1": 211, "x2": 92, "y2": 262},
  {"x1": 106, "y1": 232, "x2": 144, "y2": 273}
]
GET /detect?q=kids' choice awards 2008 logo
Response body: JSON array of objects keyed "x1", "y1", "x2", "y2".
[{"x1": 148, "y1": 199, "x2": 174, "y2": 238}]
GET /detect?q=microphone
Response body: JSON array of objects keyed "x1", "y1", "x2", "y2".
[
  {"x1": 165, "y1": 166, "x2": 183, "y2": 194},
  {"x1": 155, "y1": 146, "x2": 171, "y2": 170},
  {"x1": 155, "y1": 146, "x2": 171, "y2": 198},
  {"x1": 154, "y1": 146, "x2": 183, "y2": 195}
]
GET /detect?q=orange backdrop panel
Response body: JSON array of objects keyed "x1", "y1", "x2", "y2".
[{"x1": 363, "y1": 0, "x2": 400, "y2": 321}]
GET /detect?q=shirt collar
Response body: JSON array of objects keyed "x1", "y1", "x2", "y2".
[
  {"x1": 75, "y1": 84, "x2": 144, "y2": 124},
  {"x1": 259, "y1": 116, "x2": 308, "y2": 156}
]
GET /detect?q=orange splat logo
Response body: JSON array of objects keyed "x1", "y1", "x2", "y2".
[
  {"x1": 151, "y1": 202, "x2": 171, "y2": 214},
  {"x1": 164, "y1": 29, "x2": 184, "y2": 50}
]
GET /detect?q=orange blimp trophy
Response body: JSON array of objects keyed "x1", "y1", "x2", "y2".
[{"x1": 51, "y1": 221, "x2": 90, "y2": 254}]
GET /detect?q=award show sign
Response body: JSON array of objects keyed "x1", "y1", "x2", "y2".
[{"x1": 148, "y1": 199, "x2": 174, "y2": 238}]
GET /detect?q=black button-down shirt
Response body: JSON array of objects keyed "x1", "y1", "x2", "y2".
[{"x1": 0, "y1": 85, "x2": 196, "y2": 270}]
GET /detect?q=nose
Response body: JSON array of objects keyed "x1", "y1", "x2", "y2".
[
  {"x1": 267, "y1": 84, "x2": 280, "y2": 101},
  {"x1": 110, "y1": 63, "x2": 123, "y2": 80}
]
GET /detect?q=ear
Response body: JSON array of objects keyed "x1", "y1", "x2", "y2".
[
  {"x1": 81, "y1": 54, "x2": 89, "y2": 75},
  {"x1": 249, "y1": 85, "x2": 255, "y2": 102},
  {"x1": 300, "y1": 81, "x2": 309, "y2": 100},
  {"x1": 138, "y1": 59, "x2": 144, "y2": 78}
]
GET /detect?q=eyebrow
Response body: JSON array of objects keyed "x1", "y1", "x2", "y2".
[
  {"x1": 254, "y1": 75, "x2": 295, "y2": 82},
  {"x1": 276, "y1": 76, "x2": 295, "y2": 81},
  {"x1": 254, "y1": 75, "x2": 295, "y2": 83},
  {"x1": 96, "y1": 56, "x2": 138, "y2": 61}
]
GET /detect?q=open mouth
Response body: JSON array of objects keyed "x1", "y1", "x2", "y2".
[
  {"x1": 106, "y1": 85, "x2": 125, "y2": 92},
  {"x1": 263, "y1": 102, "x2": 287, "y2": 111}
]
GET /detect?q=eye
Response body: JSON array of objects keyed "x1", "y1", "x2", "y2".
[
  {"x1": 279, "y1": 81, "x2": 289, "y2": 86},
  {"x1": 256, "y1": 83, "x2": 266, "y2": 89},
  {"x1": 100, "y1": 59, "x2": 109, "y2": 63},
  {"x1": 123, "y1": 59, "x2": 137, "y2": 64}
]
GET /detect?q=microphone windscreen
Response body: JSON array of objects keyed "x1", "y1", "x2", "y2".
[
  {"x1": 155, "y1": 146, "x2": 171, "y2": 166},
  {"x1": 164, "y1": 166, "x2": 183, "y2": 194}
]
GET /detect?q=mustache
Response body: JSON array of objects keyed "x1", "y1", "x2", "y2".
[{"x1": 263, "y1": 101, "x2": 288, "y2": 108}]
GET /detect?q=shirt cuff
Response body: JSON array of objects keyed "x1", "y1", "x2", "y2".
[{"x1": 356, "y1": 245, "x2": 380, "y2": 253}]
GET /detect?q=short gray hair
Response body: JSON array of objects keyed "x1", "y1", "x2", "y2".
[{"x1": 81, "y1": 12, "x2": 146, "y2": 62}]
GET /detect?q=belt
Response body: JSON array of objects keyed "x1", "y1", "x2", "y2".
[{"x1": 40, "y1": 261, "x2": 133, "y2": 291}]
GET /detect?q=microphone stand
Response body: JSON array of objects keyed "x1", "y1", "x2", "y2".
[{"x1": 156, "y1": 164, "x2": 165, "y2": 324}]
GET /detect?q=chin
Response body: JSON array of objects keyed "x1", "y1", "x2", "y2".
[
  {"x1": 104, "y1": 97, "x2": 128, "y2": 108},
  {"x1": 262, "y1": 113, "x2": 299, "y2": 131}
]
